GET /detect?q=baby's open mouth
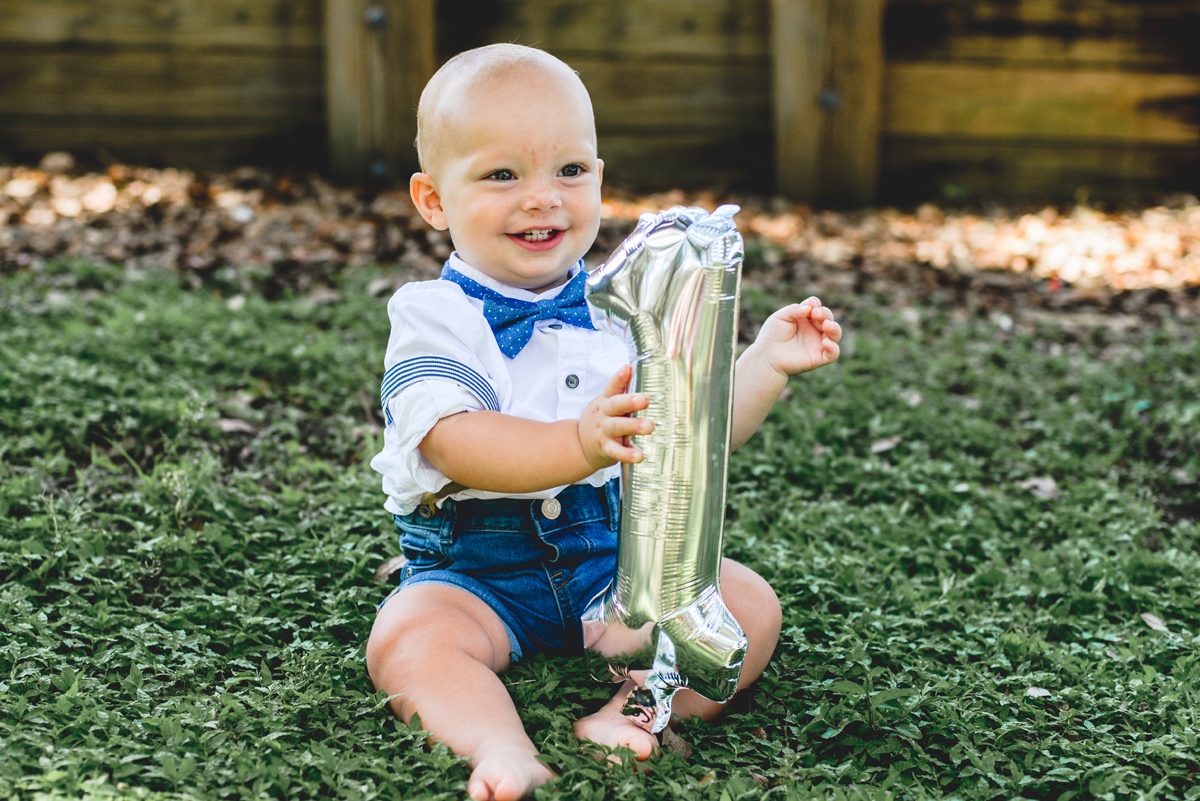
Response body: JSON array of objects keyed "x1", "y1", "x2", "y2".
[{"x1": 509, "y1": 228, "x2": 565, "y2": 250}]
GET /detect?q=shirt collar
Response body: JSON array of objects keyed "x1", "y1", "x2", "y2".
[{"x1": 446, "y1": 252, "x2": 582, "y2": 303}]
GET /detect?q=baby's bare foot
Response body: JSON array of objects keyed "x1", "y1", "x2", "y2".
[
  {"x1": 468, "y1": 741, "x2": 554, "y2": 801},
  {"x1": 574, "y1": 706, "x2": 659, "y2": 763}
]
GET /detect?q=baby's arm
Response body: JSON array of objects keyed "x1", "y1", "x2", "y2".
[
  {"x1": 419, "y1": 365, "x2": 654, "y2": 493},
  {"x1": 730, "y1": 297, "x2": 842, "y2": 450}
]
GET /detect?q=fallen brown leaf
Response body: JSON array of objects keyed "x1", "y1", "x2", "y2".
[
  {"x1": 374, "y1": 554, "x2": 409, "y2": 584},
  {"x1": 659, "y1": 726, "x2": 693, "y2": 761},
  {"x1": 368, "y1": 277, "x2": 401, "y2": 297},
  {"x1": 301, "y1": 287, "x2": 343, "y2": 306},
  {"x1": 213, "y1": 418, "x2": 257, "y2": 434},
  {"x1": 1018, "y1": 476, "x2": 1060, "y2": 501},
  {"x1": 871, "y1": 436, "x2": 902, "y2": 454},
  {"x1": 1140, "y1": 612, "x2": 1170, "y2": 633}
]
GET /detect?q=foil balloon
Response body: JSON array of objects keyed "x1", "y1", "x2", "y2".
[{"x1": 581, "y1": 205, "x2": 747, "y2": 733}]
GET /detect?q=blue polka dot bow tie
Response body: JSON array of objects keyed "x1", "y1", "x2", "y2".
[{"x1": 441, "y1": 262, "x2": 596, "y2": 358}]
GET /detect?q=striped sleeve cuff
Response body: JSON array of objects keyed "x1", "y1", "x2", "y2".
[{"x1": 380, "y1": 357, "x2": 501, "y2": 425}]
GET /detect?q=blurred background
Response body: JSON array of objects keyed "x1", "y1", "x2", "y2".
[{"x1": 2, "y1": 0, "x2": 1198, "y2": 205}]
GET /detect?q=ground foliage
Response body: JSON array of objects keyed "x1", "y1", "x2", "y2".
[{"x1": 1, "y1": 258, "x2": 1199, "y2": 801}]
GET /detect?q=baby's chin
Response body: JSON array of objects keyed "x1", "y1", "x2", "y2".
[
  {"x1": 519, "y1": 270, "x2": 575, "y2": 293},
  {"x1": 490, "y1": 257, "x2": 587, "y2": 293}
]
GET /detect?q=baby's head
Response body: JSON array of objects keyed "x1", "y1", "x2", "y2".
[{"x1": 410, "y1": 44, "x2": 603, "y2": 293}]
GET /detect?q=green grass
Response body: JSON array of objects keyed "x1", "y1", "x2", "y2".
[{"x1": 1, "y1": 261, "x2": 1198, "y2": 800}]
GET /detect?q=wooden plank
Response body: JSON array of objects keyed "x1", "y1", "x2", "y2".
[
  {"x1": 885, "y1": 63, "x2": 1200, "y2": 145},
  {"x1": 885, "y1": 0, "x2": 1200, "y2": 71},
  {"x1": 817, "y1": 0, "x2": 884, "y2": 205},
  {"x1": 0, "y1": 0, "x2": 323, "y2": 52},
  {"x1": 578, "y1": 59, "x2": 770, "y2": 132},
  {"x1": 470, "y1": 0, "x2": 769, "y2": 60},
  {"x1": 772, "y1": 0, "x2": 884, "y2": 204},
  {"x1": 0, "y1": 50, "x2": 324, "y2": 120},
  {"x1": 887, "y1": 33, "x2": 1189, "y2": 71},
  {"x1": 324, "y1": 0, "x2": 435, "y2": 182},
  {"x1": 598, "y1": 131, "x2": 773, "y2": 190},
  {"x1": 881, "y1": 137, "x2": 1200, "y2": 202},
  {"x1": 0, "y1": 120, "x2": 326, "y2": 168},
  {"x1": 771, "y1": 0, "x2": 825, "y2": 200}
]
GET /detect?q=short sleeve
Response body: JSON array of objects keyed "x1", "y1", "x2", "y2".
[
  {"x1": 370, "y1": 281, "x2": 509, "y2": 515},
  {"x1": 369, "y1": 380, "x2": 481, "y2": 513},
  {"x1": 377, "y1": 282, "x2": 506, "y2": 422}
]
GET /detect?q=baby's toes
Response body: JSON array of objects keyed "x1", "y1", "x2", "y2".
[
  {"x1": 468, "y1": 752, "x2": 553, "y2": 801},
  {"x1": 622, "y1": 728, "x2": 659, "y2": 761},
  {"x1": 575, "y1": 712, "x2": 659, "y2": 762}
]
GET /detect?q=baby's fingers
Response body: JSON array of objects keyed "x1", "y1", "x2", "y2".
[
  {"x1": 602, "y1": 391, "x2": 651, "y2": 418},
  {"x1": 604, "y1": 414, "x2": 655, "y2": 439},
  {"x1": 823, "y1": 318, "x2": 843, "y2": 343},
  {"x1": 600, "y1": 436, "x2": 645, "y2": 464},
  {"x1": 773, "y1": 302, "x2": 814, "y2": 324},
  {"x1": 601, "y1": 365, "x2": 634, "y2": 398},
  {"x1": 821, "y1": 320, "x2": 842, "y2": 362}
]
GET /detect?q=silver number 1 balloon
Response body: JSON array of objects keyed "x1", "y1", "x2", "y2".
[{"x1": 581, "y1": 205, "x2": 748, "y2": 733}]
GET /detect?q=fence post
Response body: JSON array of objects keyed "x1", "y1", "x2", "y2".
[
  {"x1": 324, "y1": 0, "x2": 435, "y2": 183},
  {"x1": 772, "y1": 0, "x2": 884, "y2": 205}
]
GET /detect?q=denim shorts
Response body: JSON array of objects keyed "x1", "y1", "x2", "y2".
[{"x1": 379, "y1": 479, "x2": 619, "y2": 661}]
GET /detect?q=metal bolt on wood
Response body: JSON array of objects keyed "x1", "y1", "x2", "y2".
[
  {"x1": 818, "y1": 87, "x2": 842, "y2": 112},
  {"x1": 363, "y1": 6, "x2": 387, "y2": 28},
  {"x1": 368, "y1": 160, "x2": 391, "y2": 181}
]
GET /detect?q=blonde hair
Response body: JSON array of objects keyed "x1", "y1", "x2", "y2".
[{"x1": 415, "y1": 44, "x2": 593, "y2": 173}]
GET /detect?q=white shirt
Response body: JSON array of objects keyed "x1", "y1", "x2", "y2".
[{"x1": 370, "y1": 253, "x2": 629, "y2": 516}]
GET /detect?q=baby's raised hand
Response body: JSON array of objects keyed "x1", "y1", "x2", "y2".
[
  {"x1": 578, "y1": 365, "x2": 654, "y2": 470},
  {"x1": 755, "y1": 297, "x2": 842, "y2": 378}
]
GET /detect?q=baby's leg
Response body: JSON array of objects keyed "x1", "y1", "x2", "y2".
[
  {"x1": 574, "y1": 559, "x2": 782, "y2": 753},
  {"x1": 367, "y1": 583, "x2": 553, "y2": 801}
]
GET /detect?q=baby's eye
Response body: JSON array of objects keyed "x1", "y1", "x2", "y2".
[
  {"x1": 559, "y1": 164, "x2": 583, "y2": 178},
  {"x1": 487, "y1": 169, "x2": 516, "y2": 181}
]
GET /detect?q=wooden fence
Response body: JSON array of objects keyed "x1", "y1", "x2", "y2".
[
  {"x1": 1, "y1": 0, "x2": 1197, "y2": 202},
  {"x1": 0, "y1": 1, "x2": 327, "y2": 167}
]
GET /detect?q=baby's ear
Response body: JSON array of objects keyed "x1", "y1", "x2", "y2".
[{"x1": 410, "y1": 173, "x2": 448, "y2": 229}]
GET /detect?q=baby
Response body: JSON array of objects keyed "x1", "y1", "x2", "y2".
[{"x1": 366, "y1": 43, "x2": 842, "y2": 801}]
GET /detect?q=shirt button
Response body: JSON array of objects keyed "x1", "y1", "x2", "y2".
[
  {"x1": 565, "y1": 374, "x2": 579, "y2": 389},
  {"x1": 549, "y1": 323, "x2": 563, "y2": 329}
]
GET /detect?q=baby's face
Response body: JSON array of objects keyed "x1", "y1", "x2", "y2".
[{"x1": 416, "y1": 68, "x2": 603, "y2": 292}]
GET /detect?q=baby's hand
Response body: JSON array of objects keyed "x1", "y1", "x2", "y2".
[
  {"x1": 578, "y1": 365, "x2": 654, "y2": 470},
  {"x1": 755, "y1": 297, "x2": 842, "y2": 378}
]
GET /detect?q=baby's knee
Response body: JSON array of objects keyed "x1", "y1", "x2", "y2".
[
  {"x1": 721, "y1": 561, "x2": 783, "y2": 645},
  {"x1": 747, "y1": 575, "x2": 783, "y2": 643},
  {"x1": 367, "y1": 587, "x2": 510, "y2": 683},
  {"x1": 366, "y1": 608, "x2": 420, "y2": 681},
  {"x1": 367, "y1": 603, "x2": 449, "y2": 682}
]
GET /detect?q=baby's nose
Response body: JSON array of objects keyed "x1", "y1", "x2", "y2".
[{"x1": 521, "y1": 179, "x2": 562, "y2": 211}]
